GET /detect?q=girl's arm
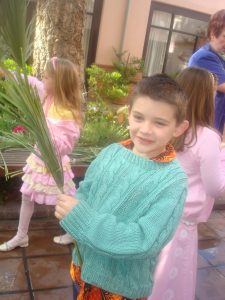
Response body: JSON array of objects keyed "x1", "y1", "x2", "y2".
[
  {"x1": 46, "y1": 120, "x2": 80, "y2": 157},
  {"x1": 26, "y1": 75, "x2": 45, "y2": 101},
  {"x1": 58, "y1": 178, "x2": 187, "y2": 259},
  {"x1": 198, "y1": 129, "x2": 225, "y2": 197}
]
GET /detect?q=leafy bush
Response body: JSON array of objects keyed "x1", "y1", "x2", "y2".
[
  {"x1": 113, "y1": 49, "x2": 144, "y2": 83},
  {"x1": 86, "y1": 65, "x2": 128, "y2": 102},
  {"x1": 72, "y1": 101, "x2": 129, "y2": 163},
  {"x1": 2, "y1": 58, "x2": 33, "y2": 75}
]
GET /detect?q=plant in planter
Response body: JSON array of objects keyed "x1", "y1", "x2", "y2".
[
  {"x1": 86, "y1": 64, "x2": 129, "y2": 104},
  {"x1": 71, "y1": 100, "x2": 129, "y2": 163},
  {"x1": 112, "y1": 48, "x2": 144, "y2": 84}
]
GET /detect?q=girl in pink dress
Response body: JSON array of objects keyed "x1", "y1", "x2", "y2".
[
  {"x1": 0, "y1": 57, "x2": 82, "y2": 251},
  {"x1": 148, "y1": 67, "x2": 225, "y2": 300}
]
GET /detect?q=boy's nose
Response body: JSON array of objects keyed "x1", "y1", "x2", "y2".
[{"x1": 141, "y1": 122, "x2": 152, "y2": 134}]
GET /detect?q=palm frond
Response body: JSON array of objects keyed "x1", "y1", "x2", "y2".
[
  {"x1": 0, "y1": 0, "x2": 35, "y2": 65},
  {"x1": 0, "y1": 70, "x2": 64, "y2": 191}
]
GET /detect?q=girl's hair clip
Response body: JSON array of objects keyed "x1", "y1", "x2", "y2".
[{"x1": 51, "y1": 56, "x2": 58, "y2": 70}]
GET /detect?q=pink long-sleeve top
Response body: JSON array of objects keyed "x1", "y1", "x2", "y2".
[
  {"x1": 176, "y1": 126, "x2": 225, "y2": 223},
  {"x1": 27, "y1": 75, "x2": 80, "y2": 160}
]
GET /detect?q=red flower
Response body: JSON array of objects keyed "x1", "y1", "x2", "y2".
[{"x1": 12, "y1": 125, "x2": 26, "y2": 134}]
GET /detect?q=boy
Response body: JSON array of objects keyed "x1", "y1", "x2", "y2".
[{"x1": 55, "y1": 74, "x2": 189, "y2": 299}]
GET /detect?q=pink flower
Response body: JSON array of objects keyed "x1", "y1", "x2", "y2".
[{"x1": 12, "y1": 125, "x2": 26, "y2": 134}]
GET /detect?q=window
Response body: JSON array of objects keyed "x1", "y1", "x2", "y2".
[
  {"x1": 84, "y1": 0, "x2": 95, "y2": 66},
  {"x1": 143, "y1": 3, "x2": 210, "y2": 77},
  {"x1": 84, "y1": 0, "x2": 103, "y2": 67}
]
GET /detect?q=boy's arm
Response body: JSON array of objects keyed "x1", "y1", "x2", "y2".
[{"x1": 59, "y1": 178, "x2": 187, "y2": 259}]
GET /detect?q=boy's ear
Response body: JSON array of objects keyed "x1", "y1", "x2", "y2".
[{"x1": 173, "y1": 120, "x2": 189, "y2": 138}]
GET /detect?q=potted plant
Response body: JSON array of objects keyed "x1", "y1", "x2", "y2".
[
  {"x1": 86, "y1": 64, "x2": 129, "y2": 104},
  {"x1": 112, "y1": 48, "x2": 144, "y2": 84},
  {"x1": 71, "y1": 100, "x2": 129, "y2": 164}
]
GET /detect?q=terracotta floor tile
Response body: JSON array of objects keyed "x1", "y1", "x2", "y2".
[
  {"x1": 208, "y1": 210, "x2": 225, "y2": 219},
  {"x1": 196, "y1": 267, "x2": 225, "y2": 300},
  {"x1": 25, "y1": 230, "x2": 70, "y2": 256},
  {"x1": 198, "y1": 239, "x2": 225, "y2": 266},
  {"x1": 0, "y1": 232, "x2": 23, "y2": 258},
  {"x1": 218, "y1": 210, "x2": 225, "y2": 217},
  {"x1": 28, "y1": 255, "x2": 71, "y2": 289},
  {"x1": 34, "y1": 287, "x2": 73, "y2": 299},
  {"x1": 0, "y1": 217, "x2": 60, "y2": 232},
  {"x1": 215, "y1": 265, "x2": 225, "y2": 277},
  {"x1": 197, "y1": 253, "x2": 211, "y2": 268},
  {"x1": 198, "y1": 223, "x2": 219, "y2": 240},
  {"x1": 0, "y1": 258, "x2": 28, "y2": 292},
  {"x1": 29, "y1": 217, "x2": 60, "y2": 231},
  {"x1": 207, "y1": 217, "x2": 225, "y2": 238},
  {"x1": 198, "y1": 238, "x2": 220, "y2": 250},
  {"x1": 33, "y1": 203, "x2": 55, "y2": 218},
  {"x1": 0, "y1": 292, "x2": 31, "y2": 299},
  {"x1": 0, "y1": 220, "x2": 19, "y2": 232}
]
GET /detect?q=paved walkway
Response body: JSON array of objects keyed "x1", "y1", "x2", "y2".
[{"x1": 1, "y1": 195, "x2": 225, "y2": 299}]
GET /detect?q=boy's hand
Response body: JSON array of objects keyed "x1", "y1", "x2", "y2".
[{"x1": 55, "y1": 194, "x2": 79, "y2": 220}]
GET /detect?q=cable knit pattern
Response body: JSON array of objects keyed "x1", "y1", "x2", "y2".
[{"x1": 60, "y1": 143, "x2": 187, "y2": 298}]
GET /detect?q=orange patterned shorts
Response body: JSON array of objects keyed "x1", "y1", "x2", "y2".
[{"x1": 70, "y1": 263, "x2": 147, "y2": 300}]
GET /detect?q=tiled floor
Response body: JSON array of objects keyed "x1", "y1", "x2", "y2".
[
  {"x1": 0, "y1": 200, "x2": 73, "y2": 300},
  {"x1": 1, "y1": 199, "x2": 225, "y2": 300},
  {"x1": 196, "y1": 209, "x2": 225, "y2": 300}
]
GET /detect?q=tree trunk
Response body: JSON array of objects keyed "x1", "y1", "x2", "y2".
[{"x1": 33, "y1": 0, "x2": 85, "y2": 80}]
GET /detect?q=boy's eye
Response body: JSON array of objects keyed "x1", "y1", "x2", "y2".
[
  {"x1": 133, "y1": 114, "x2": 143, "y2": 121},
  {"x1": 155, "y1": 121, "x2": 166, "y2": 127}
]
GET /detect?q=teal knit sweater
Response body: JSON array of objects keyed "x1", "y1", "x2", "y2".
[{"x1": 60, "y1": 143, "x2": 187, "y2": 299}]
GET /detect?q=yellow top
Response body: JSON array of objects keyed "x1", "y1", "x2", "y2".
[{"x1": 48, "y1": 103, "x2": 74, "y2": 120}]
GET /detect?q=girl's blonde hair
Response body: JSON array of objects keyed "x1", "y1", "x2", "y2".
[
  {"x1": 174, "y1": 67, "x2": 215, "y2": 151},
  {"x1": 45, "y1": 57, "x2": 83, "y2": 126}
]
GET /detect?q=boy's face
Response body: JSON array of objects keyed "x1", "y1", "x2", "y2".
[{"x1": 128, "y1": 96, "x2": 188, "y2": 159}]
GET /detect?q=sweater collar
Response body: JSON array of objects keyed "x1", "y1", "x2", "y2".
[{"x1": 119, "y1": 139, "x2": 176, "y2": 163}]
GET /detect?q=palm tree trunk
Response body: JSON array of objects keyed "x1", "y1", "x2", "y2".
[{"x1": 33, "y1": 0, "x2": 85, "y2": 79}]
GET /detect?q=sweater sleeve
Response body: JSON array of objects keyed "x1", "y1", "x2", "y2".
[
  {"x1": 197, "y1": 130, "x2": 225, "y2": 197},
  {"x1": 60, "y1": 178, "x2": 187, "y2": 259}
]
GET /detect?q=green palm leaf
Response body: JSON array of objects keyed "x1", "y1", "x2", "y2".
[
  {"x1": 0, "y1": 70, "x2": 64, "y2": 191},
  {"x1": 0, "y1": 0, "x2": 35, "y2": 65}
]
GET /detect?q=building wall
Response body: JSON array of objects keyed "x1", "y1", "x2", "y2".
[{"x1": 95, "y1": 0, "x2": 225, "y2": 66}]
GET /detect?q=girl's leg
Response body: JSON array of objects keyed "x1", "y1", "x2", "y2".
[{"x1": 0, "y1": 195, "x2": 34, "y2": 251}]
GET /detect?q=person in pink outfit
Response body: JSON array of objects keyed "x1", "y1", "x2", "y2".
[
  {"x1": 148, "y1": 67, "x2": 225, "y2": 300},
  {"x1": 0, "y1": 57, "x2": 82, "y2": 251}
]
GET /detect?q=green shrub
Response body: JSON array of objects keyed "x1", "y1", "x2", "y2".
[{"x1": 86, "y1": 65, "x2": 128, "y2": 102}]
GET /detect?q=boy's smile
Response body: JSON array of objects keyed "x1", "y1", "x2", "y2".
[{"x1": 128, "y1": 96, "x2": 187, "y2": 159}]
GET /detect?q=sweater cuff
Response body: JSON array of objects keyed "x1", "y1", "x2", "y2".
[{"x1": 60, "y1": 200, "x2": 94, "y2": 242}]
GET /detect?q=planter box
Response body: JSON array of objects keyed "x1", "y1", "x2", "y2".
[{"x1": 0, "y1": 149, "x2": 89, "y2": 178}]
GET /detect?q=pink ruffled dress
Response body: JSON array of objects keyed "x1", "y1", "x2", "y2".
[
  {"x1": 20, "y1": 76, "x2": 80, "y2": 205},
  {"x1": 148, "y1": 127, "x2": 225, "y2": 300}
]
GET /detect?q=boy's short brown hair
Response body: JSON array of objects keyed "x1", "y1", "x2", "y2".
[{"x1": 129, "y1": 74, "x2": 187, "y2": 124}]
